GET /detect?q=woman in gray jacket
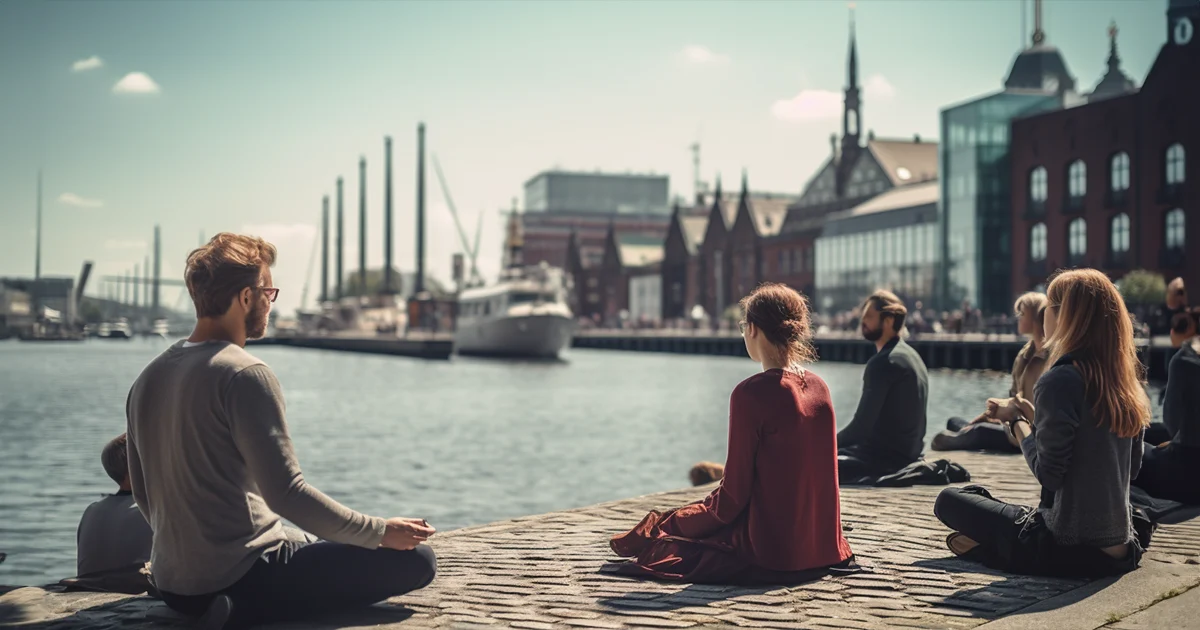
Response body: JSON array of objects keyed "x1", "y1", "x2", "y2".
[{"x1": 933, "y1": 269, "x2": 1151, "y2": 578}]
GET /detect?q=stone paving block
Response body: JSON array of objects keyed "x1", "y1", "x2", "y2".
[{"x1": 508, "y1": 622, "x2": 557, "y2": 630}]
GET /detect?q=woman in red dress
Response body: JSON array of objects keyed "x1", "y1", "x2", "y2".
[{"x1": 610, "y1": 283, "x2": 856, "y2": 584}]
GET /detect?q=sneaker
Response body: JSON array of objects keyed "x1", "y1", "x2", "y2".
[{"x1": 198, "y1": 594, "x2": 233, "y2": 630}]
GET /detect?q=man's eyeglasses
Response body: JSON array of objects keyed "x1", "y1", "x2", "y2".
[
  {"x1": 738, "y1": 320, "x2": 748, "y2": 335},
  {"x1": 258, "y1": 287, "x2": 280, "y2": 303}
]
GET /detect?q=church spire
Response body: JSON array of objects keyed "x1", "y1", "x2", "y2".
[
  {"x1": 1106, "y1": 21, "x2": 1121, "y2": 72},
  {"x1": 1090, "y1": 20, "x2": 1137, "y2": 102},
  {"x1": 1032, "y1": 0, "x2": 1046, "y2": 46},
  {"x1": 842, "y1": 4, "x2": 861, "y2": 151}
]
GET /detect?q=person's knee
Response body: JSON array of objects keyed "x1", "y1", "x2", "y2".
[
  {"x1": 934, "y1": 487, "x2": 963, "y2": 525},
  {"x1": 410, "y1": 544, "x2": 437, "y2": 589}
]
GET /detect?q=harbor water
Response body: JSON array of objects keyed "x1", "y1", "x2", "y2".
[{"x1": 0, "y1": 339, "x2": 1162, "y2": 586}]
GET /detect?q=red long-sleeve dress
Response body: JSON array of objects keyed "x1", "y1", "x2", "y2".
[{"x1": 610, "y1": 368, "x2": 855, "y2": 584}]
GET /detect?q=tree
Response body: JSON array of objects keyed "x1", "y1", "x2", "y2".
[{"x1": 1118, "y1": 269, "x2": 1166, "y2": 307}]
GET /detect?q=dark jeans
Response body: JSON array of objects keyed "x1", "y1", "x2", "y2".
[
  {"x1": 161, "y1": 539, "x2": 437, "y2": 628},
  {"x1": 934, "y1": 486, "x2": 1142, "y2": 578},
  {"x1": 837, "y1": 445, "x2": 913, "y2": 484},
  {"x1": 931, "y1": 417, "x2": 1019, "y2": 453}
]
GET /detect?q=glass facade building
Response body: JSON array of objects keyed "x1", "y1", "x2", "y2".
[
  {"x1": 814, "y1": 184, "x2": 940, "y2": 313},
  {"x1": 938, "y1": 91, "x2": 1062, "y2": 314}
]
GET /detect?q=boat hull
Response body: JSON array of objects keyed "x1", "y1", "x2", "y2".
[{"x1": 454, "y1": 314, "x2": 575, "y2": 359}]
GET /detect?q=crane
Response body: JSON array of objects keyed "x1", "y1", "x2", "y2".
[{"x1": 432, "y1": 154, "x2": 484, "y2": 287}]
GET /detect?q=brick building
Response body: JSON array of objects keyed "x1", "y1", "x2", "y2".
[
  {"x1": 1010, "y1": 3, "x2": 1198, "y2": 298},
  {"x1": 660, "y1": 201, "x2": 708, "y2": 321}
]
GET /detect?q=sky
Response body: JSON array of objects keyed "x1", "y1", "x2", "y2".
[{"x1": 0, "y1": 0, "x2": 1169, "y2": 315}]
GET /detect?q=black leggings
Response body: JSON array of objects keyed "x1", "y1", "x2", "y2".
[
  {"x1": 930, "y1": 417, "x2": 1019, "y2": 453},
  {"x1": 934, "y1": 486, "x2": 1141, "y2": 578},
  {"x1": 161, "y1": 539, "x2": 437, "y2": 628}
]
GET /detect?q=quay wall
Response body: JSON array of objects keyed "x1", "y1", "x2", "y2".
[{"x1": 571, "y1": 331, "x2": 1174, "y2": 379}]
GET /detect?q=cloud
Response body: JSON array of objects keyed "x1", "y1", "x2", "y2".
[
  {"x1": 678, "y1": 45, "x2": 730, "y2": 66},
  {"x1": 770, "y1": 74, "x2": 894, "y2": 122},
  {"x1": 112, "y1": 72, "x2": 161, "y2": 95},
  {"x1": 72, "y1": 56, "x2": 104, "y2": 72},
  {"x1": 864, "y1": 74, "x2": 895, "y2": 100},
  {"x1": 58, "y1": 192, "x2": 104, "y2": 208},
  {"x1": 104, "y1": 239, "x2": 147, "y2": 250},
  {"x1": 771, "y1": 89, "x2": 842, "y2": 122}
]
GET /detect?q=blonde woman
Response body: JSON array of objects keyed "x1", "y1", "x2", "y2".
[
  {"x1": 934, "y1": 269, "x2": 1150, "y2": 577},
  {"x1": 932, "y1": 293, "x2": 1049, "y2": 452}
]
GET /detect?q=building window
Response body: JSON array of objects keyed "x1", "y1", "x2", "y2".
[
  {"x1": 1030, "y1": 166, "x2": 1048, "y2": 203},
  {"x1": 1166, "y1": 208, "x2": 1186, "y2": 250},
  {"x1": 1068, "y1": 218, "x2": 1087, "y2": 261},
  {"x1": 1166, "y1": 143, "x2": 1186, "y2": 185},
  {"x1": 778, "y1": 250, "x2": 788, "y2": 274},
  {"x1": 1068, "y1": 160, "x2": 1087, "y2": 198},
  {"x1": 1110, "y1": 152, "x2": 1130, "y2": 192},
  {"x1": 1110, "y1": 213, "x2": 1130, "y2": 254}
]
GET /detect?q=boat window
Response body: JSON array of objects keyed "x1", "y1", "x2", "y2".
[{"x1": 509, "y1": 292, "x2": 550, "y2": 305}]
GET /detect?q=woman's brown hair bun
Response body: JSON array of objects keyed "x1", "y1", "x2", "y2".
[{"x1": 739, "y1": 283, "x2": 817, "y2": 366}]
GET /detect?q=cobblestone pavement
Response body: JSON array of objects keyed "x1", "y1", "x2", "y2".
[{"x1": 4, "y1": 452, "x2": 1199, "y2": 629}]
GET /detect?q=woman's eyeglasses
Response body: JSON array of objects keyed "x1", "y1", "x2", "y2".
[{"x1": 258, "y1": 287, "x2": 280, "y2": 303}]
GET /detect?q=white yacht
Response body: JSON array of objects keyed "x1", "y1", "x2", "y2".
[{"x1": 454, "y1": 263, "x2": 575, "y2": 358}]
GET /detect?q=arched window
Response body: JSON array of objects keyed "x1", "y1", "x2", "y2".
[
  {"x1": 1110, "y1": 213, "x2": 1130, "y2": 254},
  {"x1": 1068, "y1": 160, "x2": 1087, "y2": 198},
  {"x1": 1166, "y1": 144, "x2": 1186, "y2": 185},
  {"x1": 1030, "y1": 223, "x2": 1048, "y2": 261},
  {"x1": 1068, "y1": 218, "x2": 1087, "y2": 259},
  {"x1": 1110, "y1": 152, "x2": 1130, "y2": 192},
  {"x1": 1030, "y1": 166, "x2": 1048, "y2": 202},
  {"x1": 1166, "y1": 208, "x2": 1186, "y2": 250}
]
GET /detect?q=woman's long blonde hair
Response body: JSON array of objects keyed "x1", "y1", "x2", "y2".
[{"x1": 1045, "y1": 269, "x2": 1149, "y2": 438}]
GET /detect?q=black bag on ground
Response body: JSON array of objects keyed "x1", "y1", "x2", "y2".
[{"x1": 873, "y1": 459, "x2": 971, "y2": 488}]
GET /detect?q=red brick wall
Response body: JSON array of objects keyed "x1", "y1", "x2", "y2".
[{"x1": 1011, "y1": 36, "x2": 1198, "y2": 302}]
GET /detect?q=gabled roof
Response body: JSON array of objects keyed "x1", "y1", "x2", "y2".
[
  {"x1": 830, "y1": 180, "x2": 939, "y2": 221},
  {"x1": 616, "y1": 233, "x2": 665, "y2": 268},
  {"x1": 866, "y1": 139, "x2": 939, "y2": 187},
  {"x1": 747, "y1": 196, "x2": 791, "y2": 237},
  {"x1": 680, "y1": 216, "x2": 708, "y2": 255}
]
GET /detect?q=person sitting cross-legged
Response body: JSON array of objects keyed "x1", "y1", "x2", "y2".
[
  {"x1": 934, "y1": 269, "x2": 1149, "y2": 578},
  {"x1": 837, "y1": 290, "x2": 929, "y2": 484},
  {"x1": 127, "y1": 233, "x2": 436, "y2": 629},
  {"x1": 610, "y1": 283, "x2": 856, "y2": 584}
]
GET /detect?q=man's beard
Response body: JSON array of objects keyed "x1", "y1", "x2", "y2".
[
  {"x1": 245, "y1": 302, "x2": 269, "y2": 339},
  {"x1": 861, "y1": 325, "x2": 883, "y2": 342}
]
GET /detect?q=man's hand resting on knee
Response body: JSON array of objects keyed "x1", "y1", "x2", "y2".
[{"x1": 380, "y1": 518, "x2": 436, "y2": 550}]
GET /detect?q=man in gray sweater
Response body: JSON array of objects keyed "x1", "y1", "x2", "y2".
[{"x1": 127, "y1": 233, "x2": 436, "y2": 629}]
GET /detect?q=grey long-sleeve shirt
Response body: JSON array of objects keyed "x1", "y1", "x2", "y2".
[
  {"x1": 127, "y1": 341, "x2": 386, "y2": 596},
  {"x1": 1023, "y1": 359, "x2": 1142, "y2": 547},
  {"x1": 837, "y1": 337, "x2": 928, "y2": 468}
]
